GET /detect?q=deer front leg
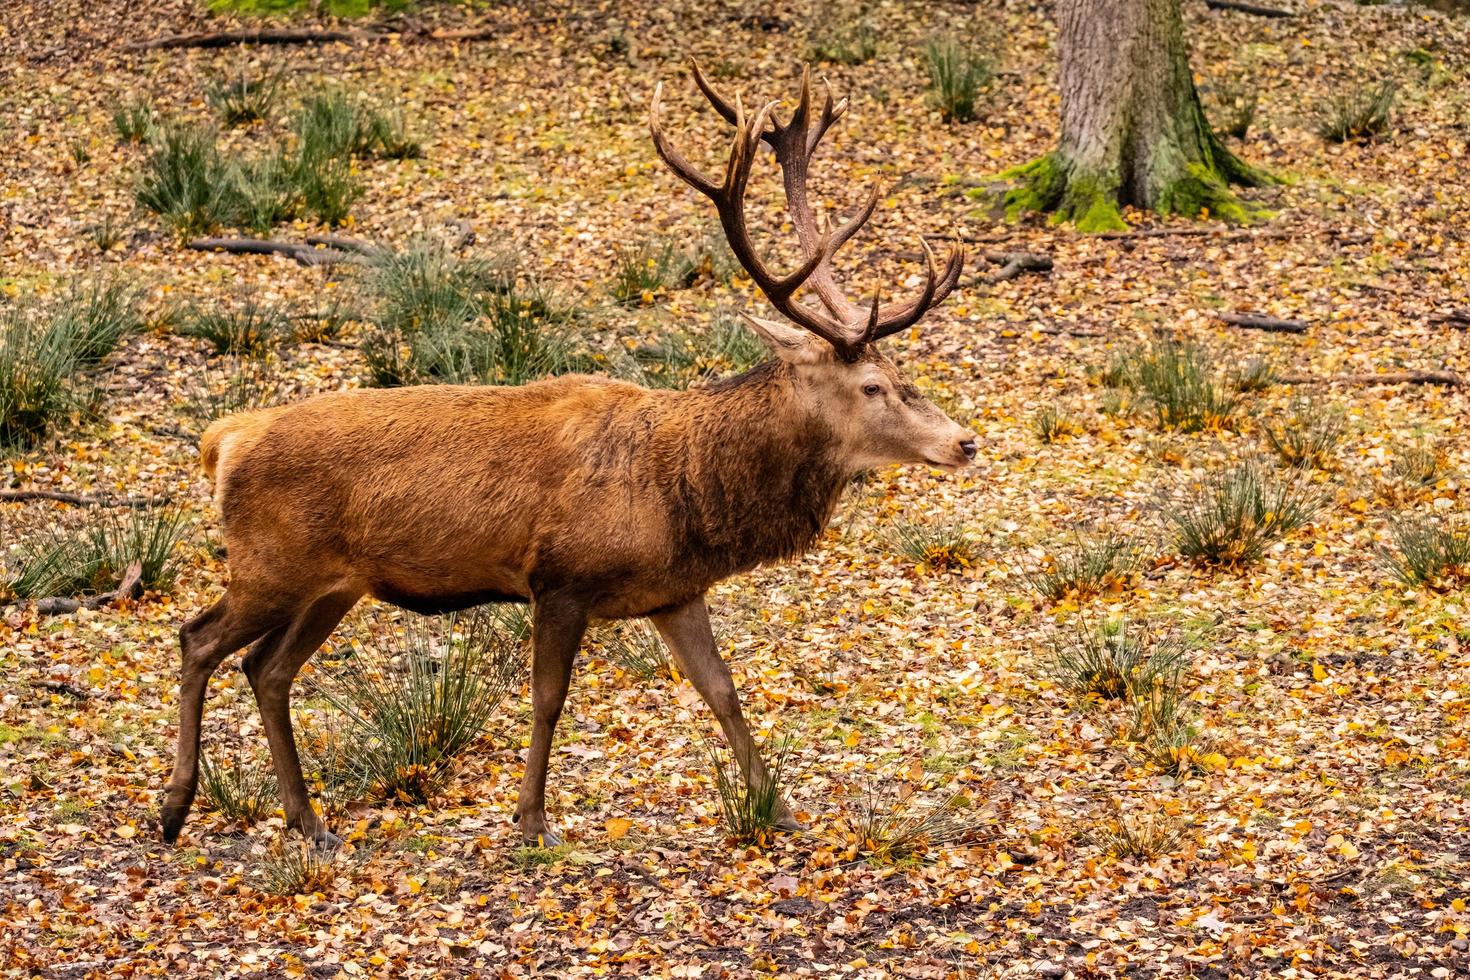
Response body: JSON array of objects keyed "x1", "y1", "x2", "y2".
[
  {"x1": 513, "y1": 595, "x2": 587, "y2": 847},
  {"x1": 651, "y1": 598, "x2": 803, "y2": 832}
]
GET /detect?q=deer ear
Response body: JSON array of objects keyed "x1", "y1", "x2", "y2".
[{"x1": 741, "y1": 314, "x2": 827, "y2": 364}]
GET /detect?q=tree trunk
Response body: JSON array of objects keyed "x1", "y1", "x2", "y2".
[{"x1": 1005, "y1": 0, "x2": 1266, "y2": 231}]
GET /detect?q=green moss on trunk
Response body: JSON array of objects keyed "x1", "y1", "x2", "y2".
[{"x1": 1001, "y1": 155, "x2": 1127, "y2": 232}]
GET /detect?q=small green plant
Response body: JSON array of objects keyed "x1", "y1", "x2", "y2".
[
  {"x1": 602, "y1": 621, "x2": 671, "y2": 681},
  {"x1": 232, "y1": 151, "x2": 302, "y2": 235},
  {"x1": 1166, "y1": 462, "x2": 1321, "y2": 567},
  {"x1": 923, "y1": 36, "x2": 991, "y2": 123},
  {"x1": 808, "y1": 9, "x2": 878, "y2": 65},
  {"x1": 259, "y1": 835, "x2": 337, "y2": 896},
  {"x1": 1095, "y1": 811, "x2": 1184, "y2": 861},
  {"x1": 1390, "y1": 441, "x2": 1449, "y2": 488},
  {"x1": 181, "y1": 298, "x2": 291, "y2": 357},
  {"x1": 1026, "y1": 531, "x2": 1145, "y2": 603},
  {"x1": 83, "y1": 214, "x2": 128, "y2": 254},
  {"x1": 1212, "y1": 77, "x2": 1259, "y2": 141},
  {"x1": 205, "y1": 64, "x2": 283, "y2": 126},
  {"x1": 1260, "y1": 400, "x2": 1346, "y2": 469},
  {"x1": 135, "y1": 122, "x2": 238, "y2": 238},
  {"x1": 1231, "y1": 356, "x2": 1278, "y2": 393},
  {"x1": 1033, "y1": 405, "x2": 1080, "y2": 444},
  {"x1": 707, "y1": 734, "x2": 795, "y2": 846},
  {"x1": 292, "y1": 154, "x2": 362, "y2": 227},
  {"x1": 1122, "y1": 333, "x2": 1242, "y2": 433},
  {"x1": 321, "y1": 607, "x2": 525, "y2": 803},
  {"x1": 358, "y1": 104, "x2": 422, "y2": 160},
  {"x1": 199, "y1": 747, "x2": 277, "y2": 825},
  {"x1": 0, "y1": 310, "x2": 81, "y2": 452},
  {"x1": 186, "y1": 357, "x2": 280, "y2": 422},
  {"x1": 1382, "y1": 515, "x2": 1470, "y2": 590},
  {"x1": 294, "y1": 91, "x2": 419, "y2": 162},
  {"x1": 1317, "y1": 81, "x2": 1395, "y2": 143},
  {"x1": 1047, "y1": 618, "x2": 1186, "y2": 702},
  {"x1": 1126, "y1": 682, "x2": 1214, "y2": 777},
  {"x1": 887, "y1": 520, "x2": 976, "y2": 574},
  {"x1": 112, "y1": 97, "x2": 155, "y2": 143},
  {"x1": 610, "y1": 238, "x2": 694, "y2": 307},
  {"x1": 50, "y1": 277, "x2": 144, "y2": 365},
  {"x1": 836, "y1": 775, "x2": 984, "y2": 863},
  {"x1": 8, "y1": 506, "x2": 191, "y2": 599}
]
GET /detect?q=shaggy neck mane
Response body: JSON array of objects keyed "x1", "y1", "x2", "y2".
[{"x1": 667, "y1": 360, "x2": 849, "y2": 578}]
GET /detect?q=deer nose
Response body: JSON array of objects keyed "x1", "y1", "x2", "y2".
[{"x1": 959, "y1": 438, "x2": 978, "y2": 460}]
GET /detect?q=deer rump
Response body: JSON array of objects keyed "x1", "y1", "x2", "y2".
[{"x1": 200, "y1": 372, "x2": 846, "y2": 622}]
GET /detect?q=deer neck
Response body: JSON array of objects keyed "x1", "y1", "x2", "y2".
[{"x1": 670, "y1": 361, "x2": 850, "y2": 576}]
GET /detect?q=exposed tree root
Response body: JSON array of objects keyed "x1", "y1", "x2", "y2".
[
  {"x1": 186, "y1": 238, "x2": 359, "y2": 267},
  {"x1": 1204, "y1": 0, "x2": 1295, "y2": 17},
  {"x1": 0, "y1": 489, "x2": 169, "y2": 508},
  {"x1": 1218, "y1": 312, "x2": 1308, "y2": 334},
  {"x1": 1281, "y1": 370, "x2": 1464, "y2": 388}
]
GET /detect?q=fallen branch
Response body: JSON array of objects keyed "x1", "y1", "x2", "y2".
[
  {"x1": 0, "y1": 489, "x2": 169, "y2": 508},
  {"x1": 304, "y1": 234, "x2": 385, "y2": 256},
  {"x1": 35, "y1": 679, "x2": 89, "y2": 700},
  {"x1": 1096, "y1": 227, "x2": 1293, "y2": 242},
  {"x1": 1281, "y1": 370, "x2": 1464, "y2": 388},
  {"x1": 186, "y1": 237, "x2": 358, "y2": 267},
  {"x1": 36, "y1": 562, "x2": 144, "y2": 617},
  {"x1": 1204, "y1": 0, "x2": 1295, "y2": 17},
  {"x1": 1217, "y1": 312, "x2": 1308, "y2": 334},
  {"x1": 123, "y1": 28, "x2": 383, "y2": 52},
  {"x1": 979, "y1": 251, "x2": 1052, "y2": 284},
  {"x1": 1433, "y1": 309, "x2": 1470, "y2": 329}
]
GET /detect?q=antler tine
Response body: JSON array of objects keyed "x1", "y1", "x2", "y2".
[
  {"x1": 649, "y1": 82, "x2": 721, "y2": 197},
  {"x1": 864, "y1": 240, "x2": 968, "y2": 343}
]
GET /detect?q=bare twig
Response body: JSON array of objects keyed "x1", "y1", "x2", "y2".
[
  {"x1": 186, "y1": 238, "x2": 359, "y2": 267},
  {"x1": 977, "y1": 251, "x2": 1052, "y2": 284},
  {"x1": 0, "y1": 489, "x2": 169, "y2": 508},
  {"x1": 35, "y1": 679, "x2": 90, "y2": 700},
  {"x1": 35, "y1": 561, "x2": 145, "y2": 617},
  {"x1": 1432, "y1": 309, "x2": 1470, "y2": 329},
  {"x1": 1204, "y1": 0, "x2": 1295, "y2": 17},
  {"x1": 1281, "y1": 370, "x2": 1464, "y2": 388},
  {"x1": 1217, "y1": 312, "x2": 1308, "y2": 334}
]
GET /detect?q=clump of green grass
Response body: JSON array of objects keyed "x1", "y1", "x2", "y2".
[
  {"x1": 293, "y1": 91, "x2": 421, "y2": 162},
  {"x1": 134, "y1": 121, "x2": 239, "y2": 239},
  {"x1": 7, "y1": 506, "x2": 191, "y2": 599},
  {"x1": 923, "y1": 36, "x2": 992, "y2": 123},
  {"x1": 631, "y1": 313, "x2": 768, "y2": 389},
  {"x1": 50, "y1": 278, "x2": 144, "y2": 365},
  {"x1": 708, "y1": 734, "x2": 795, "y2": 847},
  {"x1": 232, "y1": 151, "x2": 303, "y2": 235},
  {"x1": 199, "y1": 747, "x2": 277, "y2": 826},
  {"x1": 1110, "y1": 333, "x2": 1243, "y2": 433},
  {"x1": 292, "y1": 154, "x2": 361, "y2": 227},
  {"x1": 602, "y1": 621, "x2": 671, "y2": 681},
  {"x1": 1212, "y1": 77, "x2": 1259, "y2": 141},
  {"x1": 361, "y1": 242, "x2": 580, "y2": 387},
  {"x1": 887, "y1": 520, "x2": 976, "y2": 574},
  {"x1": 83, "y1": 214, "x2": 129, "y2": 254},
  {"x1": 1390, "y1": 441, "x2": 1449, "y2": 488},
  {"x1": 1095, "y1": 811, "x2": 1184, "y2": 861},
  {"x1": 1047, "y1": 618, "x2": 1186, "y2": 702},
  {"x1": 1126, "y1": 682, "x2": 1216, "y2": 777},
  {"x1": 836, "y1": 776, "x2": 985, "y2": 864},
  {"x1": 1317, "y1": 81, "x2": 1395, "y2": 143},
  {"x1": 259, "y1": 835, "x2": 338, "y2": 896},
  {"x1": 1033, "y1": 405, "x2": 1080, "y2": 444},
  {"x1": 1231, "y1": 356, "x2": 1279, "y2": 393},
  {"x1": 205, "y1": 64, "x2": 283, "y2": 126},
  {"x1": 321, "y1": 607, "x2": 525, "y2": 804},
  {"x1": 1260, "y1": 399, "x2": 1346, "y2": 469},
  {"x1": 1165, "y1": 461, "x2": 1321, "y2": 567},
  {"x1": 181, "y1": 298, "x2": 291, "y2": 357},
  {"x1": 808, "y1": 8, "x2": 879, "y2": 65},
  {"x1": 1382, "y1": 515, "x2": 1470, "y2": 591},
  {"x1": 112, "y1": 97, "x2": 156, "y2": 143},
  {"x1": 610, "y1": 238, "x2": 697, "y2": 307},
  {"x1": 186, "y1": 357, "x2": 280, "y2": 422},
  {"x1": 1026, "y1": 531, "x2": 1145, "y2": 603}
]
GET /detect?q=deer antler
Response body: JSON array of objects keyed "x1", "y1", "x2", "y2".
[{"x1": 650, "y1": 61, "x2": 964, "y2": 362}]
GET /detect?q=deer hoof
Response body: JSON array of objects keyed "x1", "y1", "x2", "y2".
[
  {"x1": 309, "y1": 828, "x2": 344, "y2": 852},
  {"x1": 775, "y1": 813, "x2": 807, "y2": 833},
  {"x1": 520, "y1": 825, "x2": 562, "y2": 848}
]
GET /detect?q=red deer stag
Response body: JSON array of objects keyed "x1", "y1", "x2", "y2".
[{"x1": 161, "y1": 63, "x2": 972, "y2": 848}]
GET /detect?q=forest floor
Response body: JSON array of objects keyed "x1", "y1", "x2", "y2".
[{"x1": 2, "y1": 0, "x2": 1469, "y2": 977}]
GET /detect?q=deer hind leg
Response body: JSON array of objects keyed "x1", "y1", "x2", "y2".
[
  {"x1": 162, "y1": 592, "x2": 288, "y2": 844},
  {"x1": 241, "y1": 591, "x2": 359, "y2": 847},
  {"x1": 651, "y1": 598, "x2": 803, "y2": 832},
  {"x1": 513, "y1": 594, "x2": 588, "y2": 847}
]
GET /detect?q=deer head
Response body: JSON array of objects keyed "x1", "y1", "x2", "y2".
[{"x1": 651, "y1": 63, "x2": 977, "y2": 472}]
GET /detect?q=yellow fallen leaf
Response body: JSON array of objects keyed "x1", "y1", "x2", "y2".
[{"x1": 605, "y1": 817, "x2": 633, "y2": 841}]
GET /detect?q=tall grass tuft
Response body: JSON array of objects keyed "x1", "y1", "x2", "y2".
[
  {"x1": 808, "y1": 8, "x2": 879, "y2": 65},
  {"x1": 1047, "y1": 618, "x2": 1186, "y2": 702},
  {"x1": 1126, "y1": 682, "x2": 1215, "y2": 777},
  {"x1": 1260, "y1": 399, "x2": 1346, "y2": 469},
  {"x1": 609, "y1": 238, "x2": 696, "y2": 307},
  {"x1": 887, "y1": 520, "x2": 976, "y2": 574},
  {"x1": 8, "y1": 506, "x2": 192, "y2": 599},
  {"x1": 1390, "y1": 441, "x2": 1449, "y2": 489},
  {"x1": 1113, "y1": 333, "x2": 1243, "y2": 433},
  {"x1": 1382, "y1": 515, "x2": 1470, "y2": 590},
  {"x1": 205, "y1": 64, "x2": 283, "y2": 126},
  {"x1": 181, "y1": 298, "x2": 291, "y2": 357},
  {"x1": 601, "y1": 621, "x2": 671, "y2": 681},
  {"x1": 1026, "y1": 531, "x2": 1145, "y2": 603},
  {"x1": 923, "y1": 36, "x2": 991, "y2": 123},
  {"x1": 186, "y1": 356, "x2": 281, "y2": 422},
  {"x1": 1317, "y1": 81, "x2": 1395, "y2": 143},
  {"x1": 835, "y1": 774, "x2": 986, "y2": 864},
  {"x1": 1165, "y1": 461, "x2": 1320, "y2": 567},
  {"x1": 112, "y1": 97, "x2": 156, "y2": 143},
  {"x1": 707, "y1": 733, "x2": 795, "y2": 846},
  {"x1": 199, "y1": 747, "x2": 278, "y2": 825},
  {"x1": 260, "y1": 835, "x2": 337, "y2": 895},
  {"x1": 322, "y1": 608, "x2": 525, "y2": 803},
  {"x1": 135, "y1": 122, "x2": 239, "y2": 239}
]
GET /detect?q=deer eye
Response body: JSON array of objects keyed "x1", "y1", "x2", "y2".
[{"x1": 862, "y1": 383, "x2": 883, "y2": 397}]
